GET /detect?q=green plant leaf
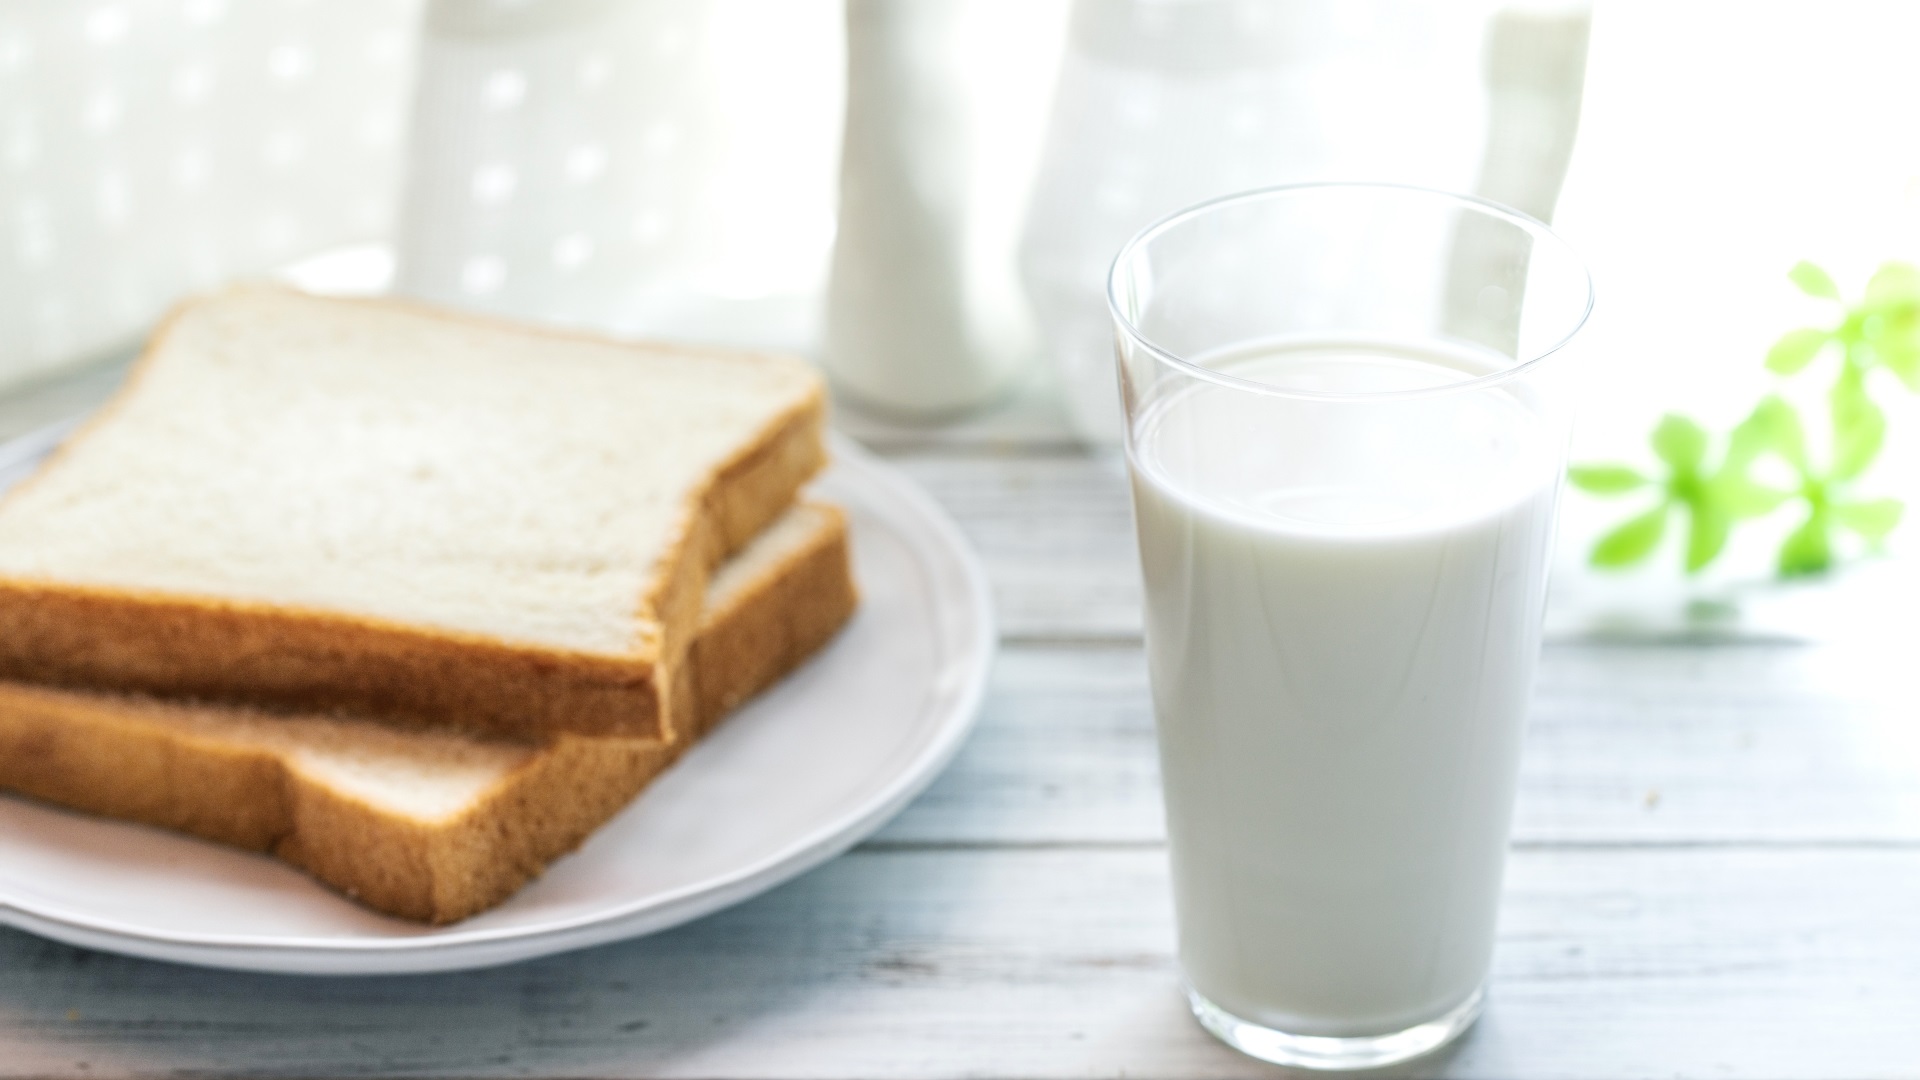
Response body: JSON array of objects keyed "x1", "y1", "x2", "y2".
[
  {"x1": 1777, "y1": 512, "x2": 1833, "y2": 577},
  {"x1": 1732, "y1": 395, "x2": 1808, "y2": 472},
  {"x1": 1834, "y1": 498, "x2": 1903, "y2": 542},
  {"x1": 1879, "y1": 338, "x2": 1920, "y2": 389},
  {"x1": 1830, "y1": 371, "x2": 1886, "y2": 482},
  {"x1": 1685, "y1": 503, "x2": 1732, "y2": 573},
  {"x1": 1650, "y1": 414, "x2": 1709, "y2": 470},
  {"x1": 1577, "y1": 259, "x2": 1919, "y2": 581},
  {"x1": 1713, "y1": 475, "x2": 1792, "y2": 517},
  {"x1": 1873, "y1": 319, "x2": 1920, "y2": 390},
  {"x1": 1723, "y1": 405, "x2": 1772, "y2": 471},
  {"x1": 1567, "y1": 464, "x2": 1649, "y2": 494},
  {"x1": 1591, "y1": 505, "x2": 1668, "y2": 568},
  {"x1": 1764, "y1": 328, "x2": 1831, "y2": 375},
  {"x1": 1864, "y1": 262, "x2": 1920, "y2": 310},
  {"x1": 1788, "y1": 260, "x2": 1842, "y2": 300},
  {"x1": 1835, "y1": 310, "x2": 1868, "y2": 348}
]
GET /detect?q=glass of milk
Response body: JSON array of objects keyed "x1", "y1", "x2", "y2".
[{"x1": 1109, "y1": 183, "x2": 1591, "y2": 1070}]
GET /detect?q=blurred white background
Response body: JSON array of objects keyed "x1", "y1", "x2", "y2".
[
  {"x1": 0, "y1": 0, "x2": 417, "y2": 383},
  {"x1": 2, "y1": 0, "x2": 1918, "y2": 614}
]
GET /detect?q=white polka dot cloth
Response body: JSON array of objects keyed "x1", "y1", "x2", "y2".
[
  {"x1": 393, "y1": 0, "x2": 841, "y2": 353},
  {"x1": 0, "y1": 0, "x2": 841, "y2": 391},
  {"x1": 0, "y1": 0, "x2": 417, "y2": 386}
]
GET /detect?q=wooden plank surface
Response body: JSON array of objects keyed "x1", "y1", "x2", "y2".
[
  {"x1": 1, "y1": 637, "x2": 1913, "y2": 1079},
  {"x1": 879, "y1": 642, "x2": 1920, "y2": 847},
  {"x1": 3, "y1": 847, "x2": 1917, "y2": 1079},
  {"x1": 2, "y1": 397, "x2": 1917, "y2": 1078},
  {"x1": 889, "y1": 449, "x2": 1142, "y2": 642}
]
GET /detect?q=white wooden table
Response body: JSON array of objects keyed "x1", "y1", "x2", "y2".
[{"x1": 1, "y1": 371, "x2": 1918, "y2": 1079}]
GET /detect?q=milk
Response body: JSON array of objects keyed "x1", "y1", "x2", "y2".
[{"x1": 1127, "y1": 339, "x2": 1562, "y2": 1038}]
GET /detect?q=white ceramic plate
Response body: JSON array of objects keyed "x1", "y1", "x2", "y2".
[{"x1": 0, "y1": 432, "x2": 994, "y2": 975}]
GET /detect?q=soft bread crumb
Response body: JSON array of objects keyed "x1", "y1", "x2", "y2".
[
  {"x1": 0, "y1": 288, "x2": 821, "y2": 655},
  {"x1": 0, "y1": 288, "x2": 828, "y2": 740}
]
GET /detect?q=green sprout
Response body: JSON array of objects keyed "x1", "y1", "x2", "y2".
[
  {"x1": 1766, "y1": 260, "x2": 1920, "y2": 389},
  {"x1": 1574, "y1": 261, "x2": 1916, "y2": 578},
  {"x1": 1570, "y1": 408, "x2": 1784, "y2": 573}
]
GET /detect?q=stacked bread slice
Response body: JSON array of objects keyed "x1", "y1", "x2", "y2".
[{"x1": 0, "y1": 288, "x2": 857, "y2": 923}]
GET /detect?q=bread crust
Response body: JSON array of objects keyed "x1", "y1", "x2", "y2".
[
  {"x1": 690, "y1": 505, "x2": 857, "y2": 732},
  {"x1": 0, "y1": 503, "x2": 857, "y2": 924},
  {"x1": 0, "y1": 288, "x2": 828, "y2": 742}
]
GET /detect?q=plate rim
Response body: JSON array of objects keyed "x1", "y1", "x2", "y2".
[{"x1": 0, "y1": 431, "x2": 996, "y2": 974}]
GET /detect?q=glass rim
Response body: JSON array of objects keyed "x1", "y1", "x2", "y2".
[{"x1": 1104, "y1": 181, "x2": 1595, "y2": 404}]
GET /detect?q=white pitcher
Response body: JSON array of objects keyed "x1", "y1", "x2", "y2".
[{"x1": 1020, "y1": 0, "x2": 1588, "y2": 443}]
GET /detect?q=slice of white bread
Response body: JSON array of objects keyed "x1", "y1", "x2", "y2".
[
  {"x1": 0, "y1": 502, "x2": 856, "y2": 924},
  {"x1": 0, "y1": 287, "x2": 826, "y2": 741}
]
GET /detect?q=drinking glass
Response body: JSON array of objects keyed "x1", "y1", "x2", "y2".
[{"x1": 1108, "y1": 183, "x2": 1591, "y2": 1070}]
